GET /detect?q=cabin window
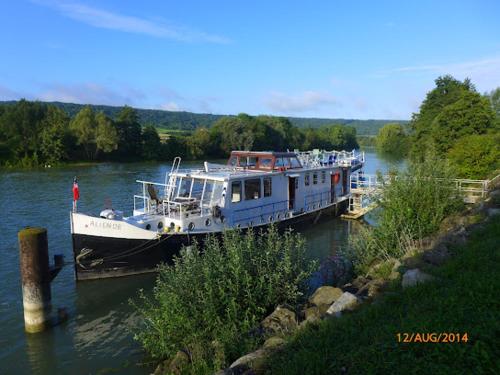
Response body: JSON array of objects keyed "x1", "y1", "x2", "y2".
[
  {"x1": 231, "y1": 181, "x2": 242, "y2": 203},
  {"x1": 290, "y1": 157, "x2": 301, "y2": 168},
  {"x1": 313, "y1": 173, "x2": 318, "y2": 185},
  {"x1": 241, "y1": 156, "x2": 257, "y2": 168},
  {"x1": 321, "y1": 171, "x2": 326, "y2": 183},
  {"x1": 305, "y1": 173, "x2": 310, "y2": 186},
  {"x1": 259, "y1": 157, "x2": 273, "y2": 169},
  {"x1": 178, "y1": 178, "x2": 192, "y2": 197},
  {"x1": 264, "y1": 177, "x2": 272, "y2": 197},
  {"x1": 245, "y1": 179, "x2": 261, "y2": 200},
  {"x1": 275, "y1": 157, "x2": 291, "y2": 168},
  {"x1": 202, "y1": 180, "x2": 214, "y2": 206},
  {"x1": 228, "y1": 156, "x2": 238, "y2": 167},
  {"x1": 191, "y1": 178, "x2": 204, "y2": 199}
]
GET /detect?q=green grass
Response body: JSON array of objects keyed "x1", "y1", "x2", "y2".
[{"x1": 266, "y1": 216, "x2": 500, "y2": 374}]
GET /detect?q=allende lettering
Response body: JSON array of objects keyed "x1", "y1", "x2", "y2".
[{"x1": 89, "y1": 220, "x2": 122, "y2": 230}]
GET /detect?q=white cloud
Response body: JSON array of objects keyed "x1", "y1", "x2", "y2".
[
  {"x1": 32, "y1": 0, "x2": 230, "y2": 44},
  {"x1": 264, "y1": 90, "x2": 339, "y2": 113},
  {"x1": 382, "y1": 55, "x2": 500, "y2": 89}
]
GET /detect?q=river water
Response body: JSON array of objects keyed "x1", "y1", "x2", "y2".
[{"x1": 0, "y1": 150, "x2": 403, "y2": 374}]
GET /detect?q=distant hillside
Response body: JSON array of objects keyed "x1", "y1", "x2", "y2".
[{"x1": 0, "y1": 100, "x2": 408, "y2": 136}]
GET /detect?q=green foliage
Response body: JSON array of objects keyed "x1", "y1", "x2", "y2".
[
  {"x1": 69, "y1": 106, "x2": 97, "y2": 159},
  {"x1": 132, "y1": 227, "x2": 316, "y2": 373},
  {"x1": 141, "y1": 125, "x2": 162, "y2": 160},
  {"x1": 410, "y1": 76, "x2": 496, "y2": 161},
  {"x1": 266, "y1": 216, "x2": 500, "y2": 374},
  {"x1": 486, "y1": 87, "x2": 500, "y2": 117},
  {"x1": 375, "y1": 123, "x2": 408, "y2": 156},
  {"x1": 95, "y1": 112, "x2": 119, "y2": 154},
  {"x1": 448, "y1": 134, "x2": 500, "y2": 179},
  {"x1": 40, "y1": 106, "x2": 71, "y2": 164},
  {"x1": 348, "y1": 156, "x2": 463, "y2": 273},
  {"x1": 115, "y1": 106, "x2": 143, "y2": 158},
  {"x1": 431, "y1": 91, "x2": 495, "y2": 154}
]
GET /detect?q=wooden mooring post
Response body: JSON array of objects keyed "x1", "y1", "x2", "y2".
[{"x1": 18, "y1": 227, "x2": 65, "y2": 333}]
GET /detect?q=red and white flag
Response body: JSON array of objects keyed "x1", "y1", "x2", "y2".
[{"x1": 73, "y1": 178, "x2": 80, "y2": 201}]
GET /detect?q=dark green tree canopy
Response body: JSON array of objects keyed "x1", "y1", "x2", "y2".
[{"x1": 375, "y1": 123, "x2": 408, "y2": 156}]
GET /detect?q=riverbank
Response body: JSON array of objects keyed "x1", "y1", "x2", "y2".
[{"x1": 225, "y1": 188, "x2": 500, "y2": 374}]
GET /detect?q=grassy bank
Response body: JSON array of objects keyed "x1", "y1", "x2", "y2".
[{"x1": 265, "y1": 215, "x2": 500, "y2": 374}]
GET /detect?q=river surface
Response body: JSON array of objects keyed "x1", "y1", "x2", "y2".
[{"x1": 0, "y1": 150, "x2": 403, "y2": 374}]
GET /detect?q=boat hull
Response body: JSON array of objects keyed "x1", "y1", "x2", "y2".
[{"x1": 72, "y1": 199, "x2": 348, "y2": 280}]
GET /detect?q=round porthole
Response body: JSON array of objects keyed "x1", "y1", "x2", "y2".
[
  {"x1": 170, "y1": 222, "x2": 175, "y2": 229},
  {"x1": 188, "y1": 222, "x2": 195, "y2": 231},
  {"x1": 157, "y1": 222, "x2": 163, "y2": 229},
  {"x1": 220, "y1": 215, "x2": 226, "y2": 223},
  {"x1": 269, "y1": 216, "x2": 274, "y2": 222},
  {"x1": 205, "y1": 218, "x2": 211, "y2": 226},
  {"x1": 145, "y1": 224, "x2": 151, "y2": 230},
  {"x1": 237, "y1": 224, "x2": 241, "y2": 229},
  {"x1": 277, "y1": 214, "x2": 281, "y2": 219}
]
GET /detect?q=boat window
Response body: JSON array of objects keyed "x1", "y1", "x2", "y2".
[
  {"x1": 202, "y1": 180, "x2": 214, "y2": 206},
  {"x1": 305, "y1": 173, "x2": 310, "y2": 186},
  {"x1": 228, "y1": 156, "x2": 238, "y2": 167},
  {"x1": 178, "y1": 178, "x2": 192, "y2": 197},
  {"x1": 264, "y1": 177, "x2": 272, "y2": 197},
  {"x1": 290, "y1": 157, "x2": 301, "y2": 168},
  {"x1": 240, "y1": 156, "x2": 257, "y2": 168},
  {"x1": 213, "y1": 181, "x2": 225, "y2": 205},
  {"x1": 275, "y1": 157, "x2": 288, "y2": 168},
  {"x1": 191, "y1": 178, "x2": 204, "y2": 199},
  {"x1": 321, "y1": 171, "x2": 326, "y2": 183},
  {"x1": 259, "y1": 157, "x2": 273, "y2": 169},
  {"x1": 313, "y1": 173, "x2": 318, "y2": 185},
  {"x1": 231, "y1": 181, "x2": 242, "y2": 203},
  {"x1": 245, "y1": 178, "x2": 261, "y2": 200}
]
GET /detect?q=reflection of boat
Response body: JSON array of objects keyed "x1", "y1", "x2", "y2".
[{"x1": 70, "y1": 149, "x2": 364, "y2": 280}]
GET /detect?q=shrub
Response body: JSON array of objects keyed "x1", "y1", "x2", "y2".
[
  {"x1": 348, "y1": 156, "x2": 463, "y2": 274},
  {"x1": 132, "y1": 226, "x2": 316, "y2": 373}
]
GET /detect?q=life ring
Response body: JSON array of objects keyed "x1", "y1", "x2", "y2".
[{"x1": 333, "y1": 172, "x2": 340, "y2": 184}]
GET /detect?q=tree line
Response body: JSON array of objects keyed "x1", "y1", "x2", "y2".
[{"x1": 0, "y1": 100, "x2": 359, "y2": 167}]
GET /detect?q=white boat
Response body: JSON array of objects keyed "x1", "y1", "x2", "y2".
[{"x1": 70, "y1": 149, "x2": 364, "y2": 280}]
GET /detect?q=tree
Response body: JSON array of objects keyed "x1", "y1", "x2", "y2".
[
  {"x1": 447, "y1": 134, "x2": 500, "y2": 179},
  {"x1": 430, "y1": 91, "x2": 494, "y2": 153},
  {"x1": 375, "y1": 123, "x2": 409, "y2": 156},
  {"x1": 40, "y1": 106, "x2": 70, "y2": 164},
  {"x1": 115, "y1": 106, "x2": 142, "y2": 158},
  {"x1": 70, "y1": 106, "x2": 97, "y2": 159},
  {"x1": 410, "y1": 75, "x2": 476, "y2": 159},
  {"x1": 95, "y1": 112, "x2": 118, "y2": 156},
  {"x1": 141, "y1": 125, "x2": 162, "y2": 160},
  {"x1": 186, "y1": 127, "x2": 211, "y2": 159},
  {"x1": 486, "y1": 87, "x2": 500, "y2": 117}
]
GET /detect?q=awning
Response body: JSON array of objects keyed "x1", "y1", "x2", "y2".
[{"x1": 285, "y1": 173, "x2": 300, "y2": 177}]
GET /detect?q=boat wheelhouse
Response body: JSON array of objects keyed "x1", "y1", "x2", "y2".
[{"x1": 70, "y1": 149, "x2": 364, "y2": 280}]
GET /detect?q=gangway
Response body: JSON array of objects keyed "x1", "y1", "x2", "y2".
[{"x1": 342, "y1": 172, "x2": 499, "y2": 220}]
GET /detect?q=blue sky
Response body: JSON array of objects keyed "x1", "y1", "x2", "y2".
[{"x1": 0, "y1": 0, "x2": 499, "y2": 119}]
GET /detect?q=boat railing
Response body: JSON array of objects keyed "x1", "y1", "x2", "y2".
[
  {"x1": 232, "y1": 200, "x2": 289, "y2": 226},
  {"x1": 296, "y1": 149, "x2": 364, "y2": 169}
]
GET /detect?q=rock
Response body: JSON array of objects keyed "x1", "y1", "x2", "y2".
[
  {"x1": 304, "y1": 306, "x2": 321, "y2": 322},
  {"x1": 308, "y1": 286, "x2": 343, "y2": 307},
  {"x1": 356, "y1": 278, "x2": 386, "y2": 298},
  {"x1": 261, "y1": 306, "x2": 297, "y2": 335},
  {"x1": 422, "y1": 243, "x2": 451, "y2": 266},
  {"x1": 326, "y1": 292, "x2": 360, "y2": 317},
  {"x1": 263, "y1": 336, "x2": 285, "y2": 349},
  {"x1": 401, "y1": 269, "x2": 435, "y2": 288},
  {"x1": 230, "y1": 349, "x2": 268, "y2": 374}
]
